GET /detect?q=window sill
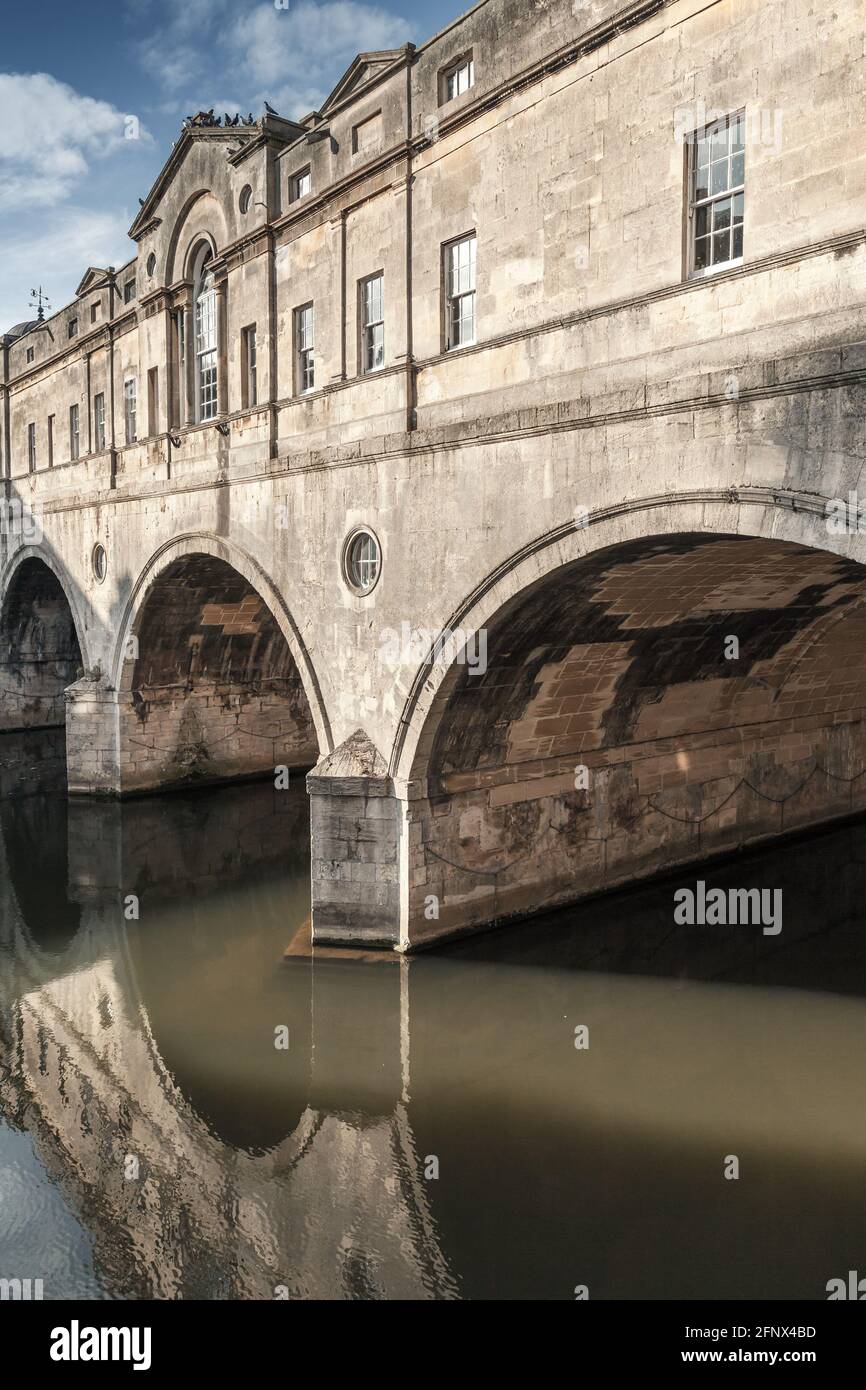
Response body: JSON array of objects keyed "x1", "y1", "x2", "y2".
[{"x1": 689, "y1": 256, "x2": 744, "y2": 281}]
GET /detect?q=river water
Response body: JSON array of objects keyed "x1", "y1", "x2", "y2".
[{"x1": 1, "y1": 726, "x2": 865, "y2": 1300}]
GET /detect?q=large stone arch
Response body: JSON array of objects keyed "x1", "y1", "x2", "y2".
[
  {"x1": 392, "y1": 489, "x2": 860, "y2": 786},
  {"x1": 0, "y1": 547, "x2": 89, "y2": 733},
  {"x1": 318, "y1": 488, "x2": 866, "y2": 950},
  {"x1": 102, "y1": 533, "x2": 330, "y2": 794},
  {"x1": 164, "y1": 190, "x2": 229, "y2": 284}
]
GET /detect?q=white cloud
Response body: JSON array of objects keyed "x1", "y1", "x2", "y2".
[
  {"x1": 0, "y1": 73, "x2": 151, "y2": 211},
  {"x1": 138, "y1": 0, "x2": 413, "y2": 118},
  {"x1": 0, "y1": 207, "x2": 134, "y2": 333}
]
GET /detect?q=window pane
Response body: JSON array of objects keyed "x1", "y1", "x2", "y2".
[
  {"x1": 694, "y1": 235, "x2": 710, "y2": 270},
  {"x1": 732, "y1": 224, "x2": 744, "y2": 259},
  {"x1": 710, "y1": 159, "x2": 729, "y2": 196},
  {"x1": 712, "y1": 229, "x2": 730, "y2": 264},
  {"x1": 713, "y1": 197, "x2": 732, "y2": 232},
  {"x1": 710, "y1": 125, "x2": 728, "y2": 161},
  {"x1": 694, "y1": 166, "x2": 709, "y2": 202},
  {"x1": 733, "y1": 191, "x2": 744, "y2": 223},
  {"x1": 731, "y1": 151, "x2": 745, "y2": 187},
  {"x1": 731, "y1": 113, "x2": 745, "y2": 152},
  {"x1": 695, "y1": 205, "x2": 710, "y2": 239}
]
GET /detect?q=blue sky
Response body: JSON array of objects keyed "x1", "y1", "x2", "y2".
[{"x1": 0, "y1": 0, "x2": 471, "y2": 331}]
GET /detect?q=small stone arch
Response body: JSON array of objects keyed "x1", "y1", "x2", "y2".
[
  {"x1": 164, "y1": 189, "x2": 228, "y2": 285},
  {"x1": 0, "y1": 546, "x2": 91, "y2": 731},
  {"x1": 112, "y1": 532, "x2": 332, "y2": 765}
]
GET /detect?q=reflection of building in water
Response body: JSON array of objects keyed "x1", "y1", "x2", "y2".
[{"x1": 0, "y1": 777, "x2": 457, "y2": 1300}]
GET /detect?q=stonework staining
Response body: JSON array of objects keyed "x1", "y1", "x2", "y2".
[{"x1": 1, "y1": 0, "x2": 866, "y2": 949}]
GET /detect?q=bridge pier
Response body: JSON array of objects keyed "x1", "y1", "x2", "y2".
[{"x1": 307, "y1": 732, "x2": 405, "y2": 949}]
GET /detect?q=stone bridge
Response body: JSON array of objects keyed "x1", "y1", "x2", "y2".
[{"x1": 1, "y1": 0, "x2": 865, "y2": 949}]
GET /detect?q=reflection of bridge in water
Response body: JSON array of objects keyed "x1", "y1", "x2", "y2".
[
  {"x1": 5, "y1": 730, "x2": 866, "y2": 1299},
  {"x1": 0, "y1": 734, "x2": 456, "y2": 1300}
]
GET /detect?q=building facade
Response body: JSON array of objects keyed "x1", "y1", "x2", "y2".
[{"x1": 1, "y1": 0, "x2": 866, "y2": 949}]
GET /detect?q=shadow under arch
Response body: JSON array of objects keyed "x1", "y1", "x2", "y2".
[
  {"x1": 0, "y1": 546, "x2": 90, "y2": 734},
  {"x1": 0, "y1": 544, "x2": 92, "y2": 674},
  {"x1": 110, "y1": 532, "x2": 332, "y2": 759},
  {"x1": 390, "y1": 500, "x2": 866, "y2": 943},
  {"x1": 390, "y1": 488, "x2": 866, "y2": 783}
]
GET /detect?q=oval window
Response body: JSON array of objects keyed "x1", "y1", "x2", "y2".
[
  {"x1": 146, "y1": 252, "x2": 156, "y2": 277},
  {"x1": 342, "y1": 528, "x2": 381, "y2": 595},
  {"x1": 239, "y1": 185, "x2": 253, "y2": 214},
  {"x1": 92, "y1": 544, "x2": 107, "y2": 583}
]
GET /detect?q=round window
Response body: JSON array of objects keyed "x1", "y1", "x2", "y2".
[
  {"x1": 92, "y1": 544, "x2": 107, "y2": 583},
  {"x1": 146, "y1": 252, "x2": 156, "y2": 277},
  {"x1": 239, "y1": 184, "x2": 253, "y2": 214},
  {"x1": 343, "y1": 528, "x2": 381, "y2": 595}
]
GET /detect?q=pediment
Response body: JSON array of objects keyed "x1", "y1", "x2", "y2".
[
  {"x1": 321, "y1": 50, "x2": 406, "y2": 113},
  {"x1": 75, "y1": 266, "x2": 112, "y2": 297},
  {"x1": 128, "y1": 125, "x2": 255, "y2": 242}
]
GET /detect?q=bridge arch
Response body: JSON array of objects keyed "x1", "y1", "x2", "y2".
[
  {"x1": 0, "y1": 548, "x2": 89, "y2": 732},
  {"x1": 391, "y1": 492, "x2": 866, "y2": 946},
  {"x1": 111, "y1": 534, "x2": 330, "y2": 793}
]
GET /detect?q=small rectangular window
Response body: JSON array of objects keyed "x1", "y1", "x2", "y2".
[
  {"x1": 360, "y1": 273, "x2": 384, "y2": 373},
  {"x1": 68, "y1": 319, "x2": 78, "y2": 340},
  {"x1": 25, "y1": 346, "x2": 34, "y2": 364},
  {"x1": 69, "y1": 404, "x2": 80, "y2": 461},
  {"x1": 441, "y1": 54, "x2": 474, "y2": 104},
  {"x1": 291, "y1": 167, "x2": 311, "y2": 201},
  {"x1": 242, "y1": 325, "x2": 258, "y2": 408},
  {"x1": 94, "y1": 393, "x2": 106, "y2": 452},
  {"x1": 295, "y1": 304, "x2": 315, "y2": 394},
  {"x1": 147, "y1": 367, "x2": 159, "y2": 437},
  {"x1": 91, "y1": 302, "x2": 99, "y2": 323},
  {"x1": 352, "y1": 111, "x2": 382, "y2": 157},
  {"x1": 27, "y1": 422, "x2": 36, "y2": 471},
  {"x1": 47, "y1": 415, "x2": 54, "y2": 468},
  {"x1": 123, "y1": 280, "x2": 135, "y2": 304},
  {"x1": 124, "y1": 378, "x2": 137, "y2": 444},
  {"x1": 444, "y1": 233, "x2": 476, "y2": 350},
  {"x1": 688, "y1": 111, "x2": 745, "y2": 278}
]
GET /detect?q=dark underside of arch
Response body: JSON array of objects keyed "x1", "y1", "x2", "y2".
[
  {"x1": 122, "y1": 554, "x2": 318, "y2": 793},
  {"x1": 0, "y1": 559, "x2": 83, "y2": 732},
  {"x1": 411, "y1": 532, "x2": 866, "y2": 941}
]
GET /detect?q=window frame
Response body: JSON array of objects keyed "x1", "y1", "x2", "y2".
[
  {"x1": 27, "y1": 422, "x2": 36, "y2": 471},
  {"x1": 193, "y1": 248, "x2": 218, "y2": 422},
  {"x1": 294, "y1": 303, "x2": 315, "y2": 395},
  {"x1": 67, "y1": 318, "x2": 78, "y2": 340},
  {"x1": 123, "y1": 279, "x2": 135, "y2": 304},
  {"x1": 25, "y1": 346, "x2": 34, "y2": 364},
  {"x1": 94, "y1": 392, "x2": 106, "y2": 452},
  {"x1": 124, "y1": 378, "x2": 137, "y2": 445},
  {"x1": 242, "y1": 325, "x2": 258, "y2": 408},
  {"x1": 69, "y1": 403, "x2": 80, "y2": 461},
  {"x1": 443, "y1": 232, "x2": 477, "y2": 352},
  {"x1": 290, "y1": 166, "x2": 312, "y2": 203},
  {"x1": 440, "y1": 53, "x2": 475, "y2": 105},
  {"x1": 687, "y1": 110, "x2": 746, "y2": 280},
  {"x1": 359, "y1": 272, "x2": 385, "y2": 374}
]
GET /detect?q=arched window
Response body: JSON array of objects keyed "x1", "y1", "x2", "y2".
[{"x1": 192, "y1": 244, "x2": 218, "y2": 421}]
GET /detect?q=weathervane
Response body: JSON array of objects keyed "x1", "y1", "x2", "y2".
[{"x1": 29, "y1": 286, "x2": 51, "y2": 322}]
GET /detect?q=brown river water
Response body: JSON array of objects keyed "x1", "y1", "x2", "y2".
[{"x1": 1, "y1": 726, "x2": 865, "y2": 1300}]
